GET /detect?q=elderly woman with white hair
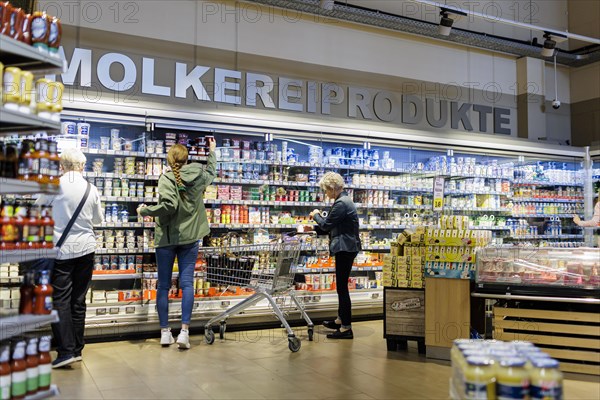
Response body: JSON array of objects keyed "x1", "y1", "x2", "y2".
[
  {"x1": 35, "y1": 147, "x2": 103, "y2": 368},
  {"x1": 309, "y1": 171, "x2": 361, "y2": 339}
]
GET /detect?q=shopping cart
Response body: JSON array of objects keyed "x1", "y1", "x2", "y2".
[{"x1": 201, "y1": 238, "x2": 314, "y2": 352}]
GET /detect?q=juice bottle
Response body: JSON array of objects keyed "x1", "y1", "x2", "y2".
[
  {"x1": 33, "y1": 270, "x2": 53, "y2": 315},
  {"x1": 37, "y1": 337, "x2": 51, "y2": 391},
  {"x1": 0, "y1": 343, "x2": 11, "y2": 400},
  {"x1": 10, "y1": 341, "x2": 27, "y2": 400},
  {"x1": 40, "y1": 206, "x2": 54, "y2": 249},
  {"x1": 18, "y1": 272, "x2": 35, "y2": 314},
  {"x1": 25, "y1": 338, "x2": 39, "y2": 395},
  {"x1": 530, "y1": 358, "x2": 562, "y2": 400}
]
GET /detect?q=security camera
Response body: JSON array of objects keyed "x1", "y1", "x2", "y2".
[{"x1": 552, "y1": 99, "x2": 561, "y2": 109}]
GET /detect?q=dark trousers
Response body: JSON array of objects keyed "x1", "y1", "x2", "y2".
[
  {"x1": 51, "y1": 253, "x2": 94, "y2": 358},
  {"x1": 335, "y1": 251, "x2": 358, "y2": 327}
]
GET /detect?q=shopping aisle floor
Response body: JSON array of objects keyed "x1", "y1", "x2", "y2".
[{"x1": 52, "y1": 320, "x2": 600, "y2": 399}]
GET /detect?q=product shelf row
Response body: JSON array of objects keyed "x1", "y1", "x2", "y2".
[
  {"x1": 0, "y1": 248, "x2": 60, "y2": 264},
  {"x1": 0, "y1": 178, "x2": 62, "y2": 196},
  {"x1": 0, "y1": 311, "x2": 59, "y2": 341}
]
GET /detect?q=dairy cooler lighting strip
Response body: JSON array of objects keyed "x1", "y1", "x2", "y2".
[{"x1": 62, "y1": 104, "x2": 586, "y2": 159}]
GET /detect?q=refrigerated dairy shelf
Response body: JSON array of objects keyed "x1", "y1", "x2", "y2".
[{"x1": 100, "y1": 196, "x2": 158, "y2": 203}]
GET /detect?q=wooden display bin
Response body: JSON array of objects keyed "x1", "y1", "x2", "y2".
[
  {"x1": 425, "y1": 278, "x2": 471, "y2": 360},
  {"x1": 383, "y1": 287, "x2": 425, "y2": 353}
]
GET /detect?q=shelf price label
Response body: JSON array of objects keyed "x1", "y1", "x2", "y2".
[{"x1": 433, "y1": 176, "x2": 445, "y2": 211}]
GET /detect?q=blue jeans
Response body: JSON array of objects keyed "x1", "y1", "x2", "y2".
[{"x1": 155, "y1": 241, "x2": 199, "y2": 328}]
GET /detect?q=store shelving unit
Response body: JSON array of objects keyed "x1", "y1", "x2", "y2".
[
  {"x1": 0, "y1": 311, "x2": 59, "y2": 341},
  {"x1": 0, "y1": 34, "x2": 65, "y2": 400}
]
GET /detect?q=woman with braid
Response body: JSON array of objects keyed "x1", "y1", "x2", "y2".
[{"x1": 137, "y1": 139, "x2": 216, "y2": 349}]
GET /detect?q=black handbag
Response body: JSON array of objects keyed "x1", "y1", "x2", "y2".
[{"x1": 26, "y1": 182, "x2": 92, "y2": 273}]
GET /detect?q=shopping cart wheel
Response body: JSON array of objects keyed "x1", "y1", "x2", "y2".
[
  {"x1": 219, "y1": 322, "x2": 226, "y2": 339},
  {"x1": 205, "y1": 329, "x2": 215, "y2": 345},
  {"x1": 307, "y1": 327, "x2": 314, "y2": 342},
  {"x1": 288, "y1": 336, "x2": 301, "y2": 352}
]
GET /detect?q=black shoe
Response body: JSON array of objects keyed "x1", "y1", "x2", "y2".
[
  {"x1": 327, "y1": 329, "x2": 353, "y2": 339},
  {"x1": 52, "y1": 355, "x2": 76, "y2": 369},
  {"x1": 322, "y1": 320, "x2": 341, "y2": 330}
]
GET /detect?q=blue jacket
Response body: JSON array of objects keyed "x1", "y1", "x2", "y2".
[{"x1": 313, "y1": 191, "x2": 362, "y2": 255}]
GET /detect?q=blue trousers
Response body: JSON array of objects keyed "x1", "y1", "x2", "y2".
[{"x1": 155, "y1": 241, "x2": 199, "y2": 328}]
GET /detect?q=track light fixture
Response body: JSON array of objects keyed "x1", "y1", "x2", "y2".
[
  {"x1": 540, "y1": 31, "x2": 567, "y2": 57},
  {"x1": 541, "y1": 33, "x2": 556, "y2": 57},
  {"x1": 437, "y1": 8, "x2": 466, "y2": 36},
  {"x1": 438, "y1": 11, "x2": 453, "y2": 36},
  {"x1": 320, "y1": 0, "x2": 334, "y2": 11}
]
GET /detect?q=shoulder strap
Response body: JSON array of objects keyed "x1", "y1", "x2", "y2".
[{"x1": 56, "y1": 182, "x2": 91, "y2": 248}]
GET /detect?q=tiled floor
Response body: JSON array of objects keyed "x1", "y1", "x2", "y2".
[{"x1": 52, "y1": 321, "x2": 600, "y2": 399}]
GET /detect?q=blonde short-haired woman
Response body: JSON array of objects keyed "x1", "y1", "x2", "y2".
[
  {"x1": 309, "y1": 171, "x2": 361, "y2": 339},
  {"x1": 35, "y1": 147, "x2": 103, "y2": 368},
  {"x1": 138, "y1": 139, "x2": 216, "y2": 349}
]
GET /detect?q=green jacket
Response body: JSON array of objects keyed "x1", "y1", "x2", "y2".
[{"x1": 140, "y1": 152, "x2": 216, "y2": 247}]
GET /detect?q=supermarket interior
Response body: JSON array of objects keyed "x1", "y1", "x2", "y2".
[{"x1": 1, "y1": 0, "x2": 599, "y2": 399}]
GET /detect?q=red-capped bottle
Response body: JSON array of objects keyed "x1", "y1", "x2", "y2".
[
  {"x1": 33, "y1": 271, "x2": 53, "y2": 315},
  {"x1": 25, "y1": 338, "x2": 39, "y2": 396},
  {"x1": 10, "y1": 341, "x2": 27, "y2": 400},
  {"x1": 37, "y1": 337, "x2": 51, "y2": 391},
  {"x1": 19, "y1": 272, "x2": 35, "y2": 315},
  {"x1": 0, "y1": 343, "x2": 11, "y2": 400}
]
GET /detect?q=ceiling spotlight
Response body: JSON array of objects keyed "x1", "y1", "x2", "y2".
[
  {"x1": 541, "y1": 33, "x2": 556, "y2": 57},
  {"x1": 320, "y1": 0, "x2": 334, "y2": 11},
  {"x1": 438, "y1": 11, "x2": 453, "y2": 36},
  {"x1": 540, "y1": 31, "x2": 567, "y2": 57}
]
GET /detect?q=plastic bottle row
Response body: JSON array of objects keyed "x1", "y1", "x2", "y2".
[
  {"x1": 0, "y1": 138, "x2": 60, "y2": 185},
  {"x1": 0, "y1": 201, "x2": 54, "y2": 250},
  {"x1": 511, "y1": 202, "x2": 582, "y2": 215},
  {"x1": 0, "y1": 336, "x2": 53, "y2": 400},
  {"x1": 1, "y1": 3, "x2": 62, "y2": 53}
]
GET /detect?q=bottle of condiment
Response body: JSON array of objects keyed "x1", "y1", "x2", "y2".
[
  {"x1": 10, "y1": 341, "x2": 27, "y2": 400},
  {"x1": 47, "y1": 140, "x2": 60, "y2": 185},
  {"x1": 2, "y1": 67, "x2": 21, "y2": 108},
  {"x1": 464, "y1": 356, "x2": 496, "y2": 400},
  {"x1": 37, "y1": 337, "x2": 51, "y2": 391},
  {"x1": 8, "y1": 7, "x2": 25, "y2": 41},
  {"x1": 47, "y1": 17, "x2": 61, "y2": 55},
  {"x1": 0, "y1": 343, "x2": 11, "y2": 400},
  {"x1": 17, "y1": 139, "x2": 36, "y2": 182},
  {"x1": 18, "y1": 272, "x2": 35, "y2": 315},
  {"x1": 496, "y1": 357, "x2": 530, "y2": 400},
  {"x1": 530, "y1": 358, "x2": 562, "y2": 400},
  {"x1": 33, "y1": 270, "x2": 53, "y2": 315},
  {"x1": 40, "y1": 206, "x2": 54, "y2": 249},
  {"x1": 19, "y1": 71, "x2": 34, "y2": 113},
  {"x1": 21, "y1": 13, "x2": 32, "y2": 44},
  {"x1": 0, "y1": 199, "x2": 18, "y2": 251},
  {"x1": 13, "y1": 202, "x2": 28, "y2": 250},
  {"x1": 0, "y1": 2, "x2": 11, "y2": 35},
  {"x1": 35, "y1": 78, "x2": 52, "y2": 117},
  {"x1": 26, "y1": 206, "x2": 42, "y2": 249},
  {"x1": 30, "y1": 11, "x2": 50, "y2": 52},
  {"x1": 3, "y1": 144, "x2": 18, "y2": 179},
  {"x1": 36, "y1": 139, "x2": 50, "y2": 184},
  {"x1": 49, "y1": 82, "x2": 64, "y2": 118},
  {"x1": 25, "y1": 338, "x2": 39, "y2": 396}
]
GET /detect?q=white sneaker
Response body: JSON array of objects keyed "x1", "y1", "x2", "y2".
[
  {"x1": 160, "y1": 328, "x2": 175, "y2": 346},
  {"x1": 176, "y1": 329, "x2": 190, "y2": 350}
]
